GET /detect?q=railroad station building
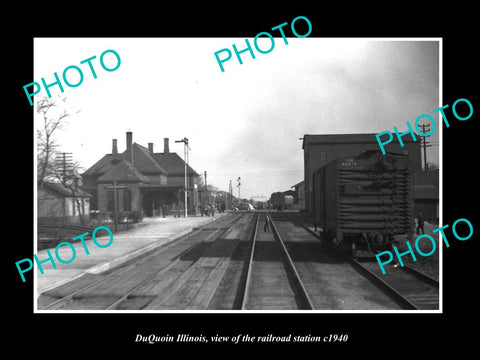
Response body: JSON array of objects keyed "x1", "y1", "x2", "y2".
[
  {"x1": 82, "y1": 131, "x2": 200, "y2": 220},
  {"x1": 302, "y1": 133, "x2": 439, "y2": 221}
]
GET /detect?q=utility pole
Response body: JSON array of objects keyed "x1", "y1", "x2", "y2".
[
  {"x1": 109, "y1": 158, "x2": 121, "y2": 232},
  {"x1": 418, "y1": 124, "x2": 432, "y2": 171},
  {"x1": 227, "y1": 180, "x2": 232, "y2": 209},
  {"x1": 113, "y1": 170, "x2": 118, "y2": 232},
  {"x1": 55, "y1": 152, "x2": 73, "y2": 185},
  {"x1": 204, "y1": 171, "x2": 208, "y2": 205},
  {"x1": 175, "y1": 137, "x2": 189, "y2": 218},
  {"x1": 237, "y1": 177, "x2": 241, "y2": 201},
  {"x1": 186, "y1": 140, "x2": 189, "y2": 215},
  {"x1": 228, "y1": 180, "x2": 232, "y2": 209}
]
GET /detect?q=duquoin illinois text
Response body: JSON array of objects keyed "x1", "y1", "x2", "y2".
[{"x1": 135, "y1": 334, "x2": 207, "y2": 344}]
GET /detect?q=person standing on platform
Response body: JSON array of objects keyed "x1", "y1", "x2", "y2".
[{"x1": 416, "y1": 212, "x2": 425, "y2": 234}]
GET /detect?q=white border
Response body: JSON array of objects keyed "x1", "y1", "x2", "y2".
[{"x1": 33, "y1": 37, "x2": 443, "y2": 314}]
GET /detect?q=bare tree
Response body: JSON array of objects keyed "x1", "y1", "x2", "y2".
[
  {"x1": 53, "y1": 161, "x2": 89, "y2": 226},
  {"x1": 37, "y1": 96, "x2": 79, "y2": 188},
  {"x1": 37, "y1": 96, "x2": 88, "y2": 226}
]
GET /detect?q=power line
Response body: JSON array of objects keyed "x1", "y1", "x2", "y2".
[
  {"x1": 418, "y1": 124, "x2": 432, "y2": 171},
  {"x1": 55, "y1": 152, "x2": 73, "y2": 184}
]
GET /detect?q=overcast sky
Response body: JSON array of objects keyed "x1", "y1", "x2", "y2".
[{"x1": 34, "y1": 38, "x2": 440, "y2": 199}]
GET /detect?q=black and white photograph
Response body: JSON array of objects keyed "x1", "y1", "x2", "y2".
[
  {"x1": 33, "y1": 37, "x2": 441, "y2": 312},
  {"x1": 8, "y1": 6, "x2": 478, "y2": 353}
]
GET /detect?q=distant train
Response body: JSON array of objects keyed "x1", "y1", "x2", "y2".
[
  {"x1": 237, "y1": 203, "x2": 255, "y2": 211},
  {"x1": 270, "y1": 191, "x2": 295, "y2": 210},
  {"x1": 312, "y1": 150, "x2": 414, "y2": 256}
]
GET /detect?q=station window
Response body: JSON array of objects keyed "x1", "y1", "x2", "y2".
[
  {"x1": 107, "y1": 190, "x2": 115, "y2": 212},
  {"x1": 123, "y1": 189, "x2": 132, "y2": 212}
]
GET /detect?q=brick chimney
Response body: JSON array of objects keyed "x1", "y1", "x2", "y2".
[
  {"x1": 112, "y1": 139, "x2": 118, "y2": 155},
  {"x1": 148, "y1": 142, "x2": 154, "y2": 153},
  {"x1": 126, "y1": 131, "x2": 133, "y2": 163},
  {"x1": 164, "y1": 138, "x2": 169, "y2": 154}
]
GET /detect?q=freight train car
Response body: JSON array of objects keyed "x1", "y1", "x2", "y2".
[
  {"x1": 270, "y1": 192, "x2": 285, "y2": 208},
  {"x1": 312, "y1": 150, "x2": 414, "y2": 257},
  {"x1": 270, "y1": 190, "x2": 295, "y2": 210}
]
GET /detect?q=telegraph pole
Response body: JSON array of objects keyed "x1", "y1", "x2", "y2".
[
  {"x1": 204, "y1": 170, "x2": 208, "y2": 205},
  {"x1": 418, "y1": 124, "x2": 432, "y2": 171},
  {"x1": 186, "y1": 140, "x2": 189, "y2": 215},
  {"x1": 109, "y1": 158, "x2": 121, "y2": 232},
  {"x1": 175, "y1": 137, "x2": 189, "y2": 217},
  {"x1": 237, "y1": 177, "x2": 241, "y2": 201},
  {"x1": 227, "y1": 180, "x2": 232, "y2": 209},
  {"x1": 113, "y1": 170, "x2": 118, "y2": 232},
  {"x1": 55, "y1": 152, "x2": 73, "y2": 185}
]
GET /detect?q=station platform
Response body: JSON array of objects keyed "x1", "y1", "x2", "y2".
[{"x1": 36, "y1": 213, "x2": 228, "y2": 296}]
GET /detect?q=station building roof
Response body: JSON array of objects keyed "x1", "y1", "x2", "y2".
[
  {"x1": 41, "y1": 181, "x2": 92, "y2": 198},
  {"x1": 83, "y1": 141, "x2": 199, "y2": 181}
]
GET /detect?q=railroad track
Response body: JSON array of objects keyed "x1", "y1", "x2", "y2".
[
  {"x1": 39, "y1": 211, "x2": 439, "y2": 311},
  {"x1": 353, "y1": 260, "x2": 439, "y2": 310},
  {"x1": 38, "y1": 213, "x2": 247, "y2": 310},
  {"x1": 276, "y1": 211, "x2": 439, "y2": 310},
  {"x1": 240, "y1": 213, "x2": 314, "y2": 310}
]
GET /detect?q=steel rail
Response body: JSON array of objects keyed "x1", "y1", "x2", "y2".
[
  {"x1": 40, "y1": 213, "x2": 244, "y2": 310},
  {"x1": 41, "y1": 231, "x2": 208, "y2": 310},
  {"x1": 276, "y1": 212, "x2": 421, "y2": 310},
  {"x1": 268, "y1": 212, "x2": 316, "y2": 310},
  {"x1": 399, "y1": 264, "x2": 439, "y2": 288},
  {"x1": 105, "y1": 257, "x2": 183, "y2": 310},
  {"x1": 240, "y1": 213, "x2": 259, "y2": 310},
  {"x1": 106, "y1": 213, "x2": 248, "y2": 310}
]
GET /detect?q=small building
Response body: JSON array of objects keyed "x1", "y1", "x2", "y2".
[
  {"x1": 82, "y1": 132, "x2": 201, "y2": 220},
  {"x1": 414, "y1": 170, "x2": 439, "y2": 221},
  {"x1": 38, "y1": 181, "x2": 91, "y2": 225},
  {"x1": 291, "y1": 180, "x2": 305, "y2": 210}
]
